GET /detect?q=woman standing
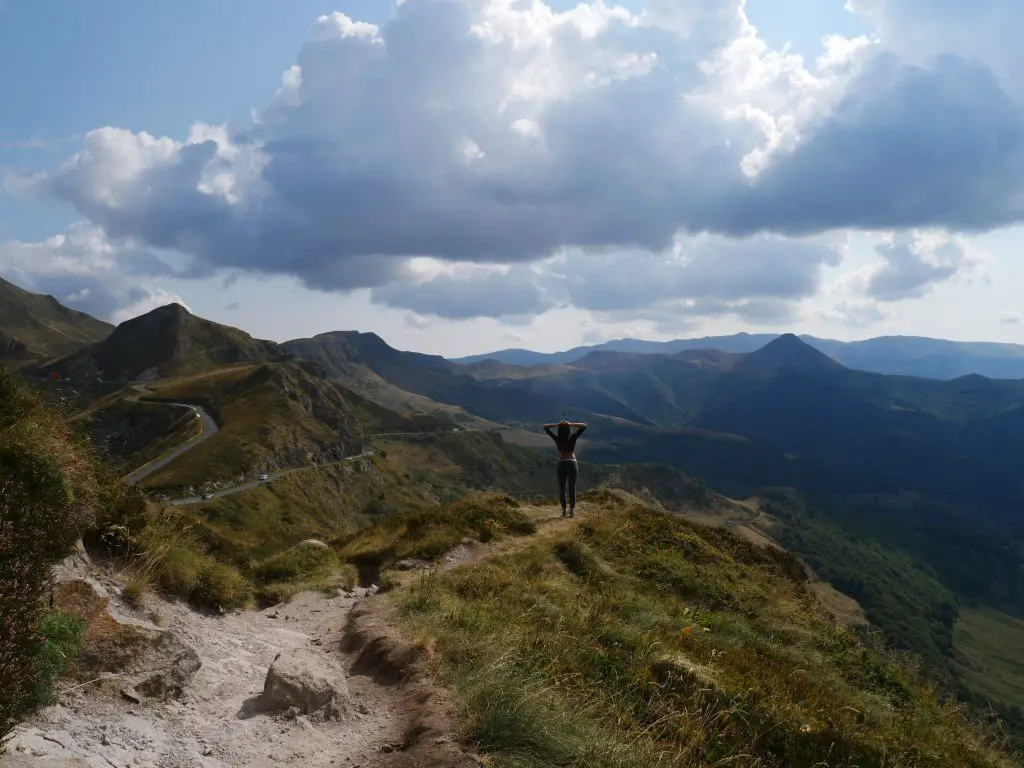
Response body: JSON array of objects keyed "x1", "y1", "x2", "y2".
[{"x1": 543, "y1": 420, "x2": 587, "y2": 517}]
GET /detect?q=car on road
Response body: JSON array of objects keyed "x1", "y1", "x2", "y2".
[
  {"x1": 259, "y1": 473, "x2": 269, "y2": 481},
  {"x1": 201, "y1": 493, "x2": 214, "y2": 500}
]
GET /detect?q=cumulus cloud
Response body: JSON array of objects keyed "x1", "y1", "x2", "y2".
[
  {"x1": 864, "y1": 231, "x2": 986, "y2": 301},
  {"x1": 373, "y1": 264, "x2": 550, "y2": 319},
  {"x1": 0, "y1": 222, "x2": 181, "y2": 321},
  {"x1": 849, "y1": 0, "x2": 1022, "y2": 98},
  {"x1": 10, "y1": 0, "x2": 1024, "y2": 326}
]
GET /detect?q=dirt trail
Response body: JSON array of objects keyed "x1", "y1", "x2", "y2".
[
  {"x1": 3, "y1": 581, "x2": 479, "y2": 768},
  {"x1": 3, "y1": 502, "x2": 585, "y2": 768}
]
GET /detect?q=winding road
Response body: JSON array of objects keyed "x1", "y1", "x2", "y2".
[
  {"x1": 120, "y1": 393, "x2": 481, "y2": 506},
  {"x1": 121, "y1": 401, "x2": 220, "y2": 486},
  {"x1": 167, "y1": 449, "x2": 374, "y2": 507}
]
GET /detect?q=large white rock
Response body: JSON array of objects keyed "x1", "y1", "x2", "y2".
[{"x1": 260, "y1": 648, "x2": 350, "y2": 719}]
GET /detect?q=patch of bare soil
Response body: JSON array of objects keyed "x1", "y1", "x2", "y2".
[{"x1": 3, "y1": 575, "x2": 481, "y2": 768}]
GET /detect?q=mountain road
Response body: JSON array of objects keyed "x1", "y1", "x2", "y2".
[
  {"x1": 121, "y1": 394, "x2": 490, "y2": 505},
  {"x1": 121, "y1": 402, "x2": 219, "y2": 486}
]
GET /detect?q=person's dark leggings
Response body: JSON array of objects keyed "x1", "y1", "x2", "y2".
[{"x1": 558, "y1": 459, "x2": 579, "y2": 513}]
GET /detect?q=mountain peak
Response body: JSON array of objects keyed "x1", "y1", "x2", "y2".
[
  {"x1": 739, "y1": 333, "x2": 844, "y2": 373},
  {"x1": 39, "y1": 302, "x2": 288, "y2": 381},
  {"x1": 0, "y1": 274, "x2": 113, "y2": 363}
]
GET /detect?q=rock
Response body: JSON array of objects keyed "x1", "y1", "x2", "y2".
[
  {"x1": 133, "y1": 647, "x2": 202, "y2": 701},
  {"x1": 296, "y1": 539, "x2": 331, "y2": 551},
  {"x1": 53, "y1": 540, "x2": 92, "y2": 582},
  {"x1": 52, "y1": 578, "x2": 109, "y2": 623},
  {"x1": 120, "y1": 687, "x2": 143, "y2": 704},
  {"x1": 394, "y1": 558, "x2": 431, "y2": 571},
  {"x1": 75, "y1": 611, "x2": 166, "y2": 674},
  {"x1": 260, "y1": 648, "x2": 350, "y2": 719}
]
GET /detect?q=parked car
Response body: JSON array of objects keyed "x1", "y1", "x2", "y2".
[
  {"x1": 259, "y1": 473, "x2": 269, "y2": 481},
  {"x1": 201, "y1": 493, "x2": 214, "y2": 501}
]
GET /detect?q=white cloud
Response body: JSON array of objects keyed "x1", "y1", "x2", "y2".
[
  {"x1": 111, "y1": 288, "x2": 190, "y2": 324},
  {"x1": 865, "y1": 230, "x2": 989, "y2": 301},
  {"x1": 0, "y1": 222, "x2": 180, "y2": 321},
  {"x1": 6, "y1": 0, "x2": 1024, "y2": 334}
]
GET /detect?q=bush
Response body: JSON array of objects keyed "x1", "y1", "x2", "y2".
[
  {"x1": 191, "y1": 562, "x2": 250, "y2": 612},
  {"x1": 253, "y1": 544, "x2": 338, "y2": 583},
  {"x1": 0, "y1": 368, "x2": 97, "y2": 741}
]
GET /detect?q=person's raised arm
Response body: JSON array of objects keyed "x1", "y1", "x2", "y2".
[
  {"x1": 543, "y1": 423, "x2": 559, "y2": 429},
  {"x1": 572, "y1": 423, "x2": 587, "y2": 436}
]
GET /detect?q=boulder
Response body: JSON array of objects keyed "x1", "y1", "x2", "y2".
[
  {"x1": 132, "y1": 646, "x2": 202, "y2": 701},
  {"x1": 260, "y1": 648, "x2": 350, "y2": 719}
]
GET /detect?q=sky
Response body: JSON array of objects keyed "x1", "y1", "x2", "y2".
[{"x1": 2, "y1": 0, "x2": 1023, "y2": 358}]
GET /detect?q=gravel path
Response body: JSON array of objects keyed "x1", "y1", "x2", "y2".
[{"x1": 3, "y1": 588, "x2": 418, "y2": 768}]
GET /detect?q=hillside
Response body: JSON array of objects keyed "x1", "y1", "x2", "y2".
[
  {"x1": 455, "y1": 331, "x2": 1024, "y2": 380},
  {"x1": 0, "y1": 275, "x2": 112, "y2": 364},
  {"x1": 283, "y1": 331, "x2": 609, "y2": 424},
  {"x1": 120, "y1": 363, "x2": 390, "y2": 490},
  {"x1": 36, "y1": 303, "x2": 291, "y2": 382},
  {"x1": 341, "y1": 494, "x2": 1017, "y2": 767}
]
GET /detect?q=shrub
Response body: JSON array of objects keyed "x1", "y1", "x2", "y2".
[
  {"x1": 191, "y1": 562, "x2": 250, "y2": 612},
  {"x1": 253, "y1": 544, "x2": 338, "y2": 583},
  {"x1": 0, "y1": 368, "x2": 97, "y2": 741}
]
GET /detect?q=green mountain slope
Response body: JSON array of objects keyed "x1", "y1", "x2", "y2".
[
  {"x1": 0, "y1": 275, "x2": 113, "y2": 364},
  {"x1": 38, "y1": 303, "x2": 291, "y2": 382}
]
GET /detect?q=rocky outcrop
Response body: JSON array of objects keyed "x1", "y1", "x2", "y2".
[
  {"x1": 130, "y1": 647, "x2": 202, "y2": 702},
  {"x1": 51, "y1": 562, "x2": 202, "y2": 705},
  {"x1": 260, "y1": 648, "x2": 350, "y2": 719}
]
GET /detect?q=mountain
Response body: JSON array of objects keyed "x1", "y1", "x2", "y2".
[
  {"x1": 455, "y1": 331, "x2": 1024, "y2": 380},
  {"x1": 282, "y1": 331, "x2": 634, "y2": 424},
  {"x1": 454, "y1": 332, "x2": 777, "y2": 366},
  {"x1": 37, "y1": 303, "x2": 292, "y2": 382},
  {"x1": 0, "y1": 275, "x2": 113, "y2": 364},
  {"x1": 733, "y1": 332, "x2": 845, "y2": 375},
  {"x1": 338, "y1": 332, "x2": 1024, "y2": 628}
]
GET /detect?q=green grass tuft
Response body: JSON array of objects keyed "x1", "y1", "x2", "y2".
[{"x1": 34, "y1": 612, "x2": 86, "y2": 706}]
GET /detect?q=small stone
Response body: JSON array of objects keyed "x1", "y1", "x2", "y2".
[
  {"x1": 100, "y1": 734, "x2": 110, "y2": 746},
  {"x1": 121, "y1": 688, "x2": 142, "y2": 704},
  {"x1": 202, "y1": 747, "x2": 214, "y2": 756}
]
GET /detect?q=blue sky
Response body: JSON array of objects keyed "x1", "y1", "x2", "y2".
[{"x1": 1, "y1": 0, "x2": 1021, "y2": 356}]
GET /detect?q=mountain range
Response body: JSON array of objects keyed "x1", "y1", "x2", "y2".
[
  {"x1": 3, "y1": 272, "x2": 1024, "y2": 728},
  {"x1": 454, "y1": 331, "x2": 1024, "y2": 380}
]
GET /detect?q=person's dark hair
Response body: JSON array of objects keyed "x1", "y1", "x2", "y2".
[{"x1": 557, "y1": 421, "x2": 571, "y2": 441}]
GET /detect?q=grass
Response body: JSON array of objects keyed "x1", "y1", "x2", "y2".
[
  {"x1": 384, "y1": 499, "x2": 1016, "y2": 768},
  {"x1": 34, "y1": 612, "x2": 86, "y2": 706},
  {"x1": 172, "y1": 456, "x2": 442, "y2": 563},
  {"x1": 252, "y1": 543, "x2": 356, "y2": 605},
  {"x1": 952, "y1": 607, "x2": 1024, "y2": 710},
  {"x1": 337, "y1": 495, "x2": 536, "y2": 571},
  {"x1": 139, "y1": 363, "x2": 362, "y2": 488}
]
